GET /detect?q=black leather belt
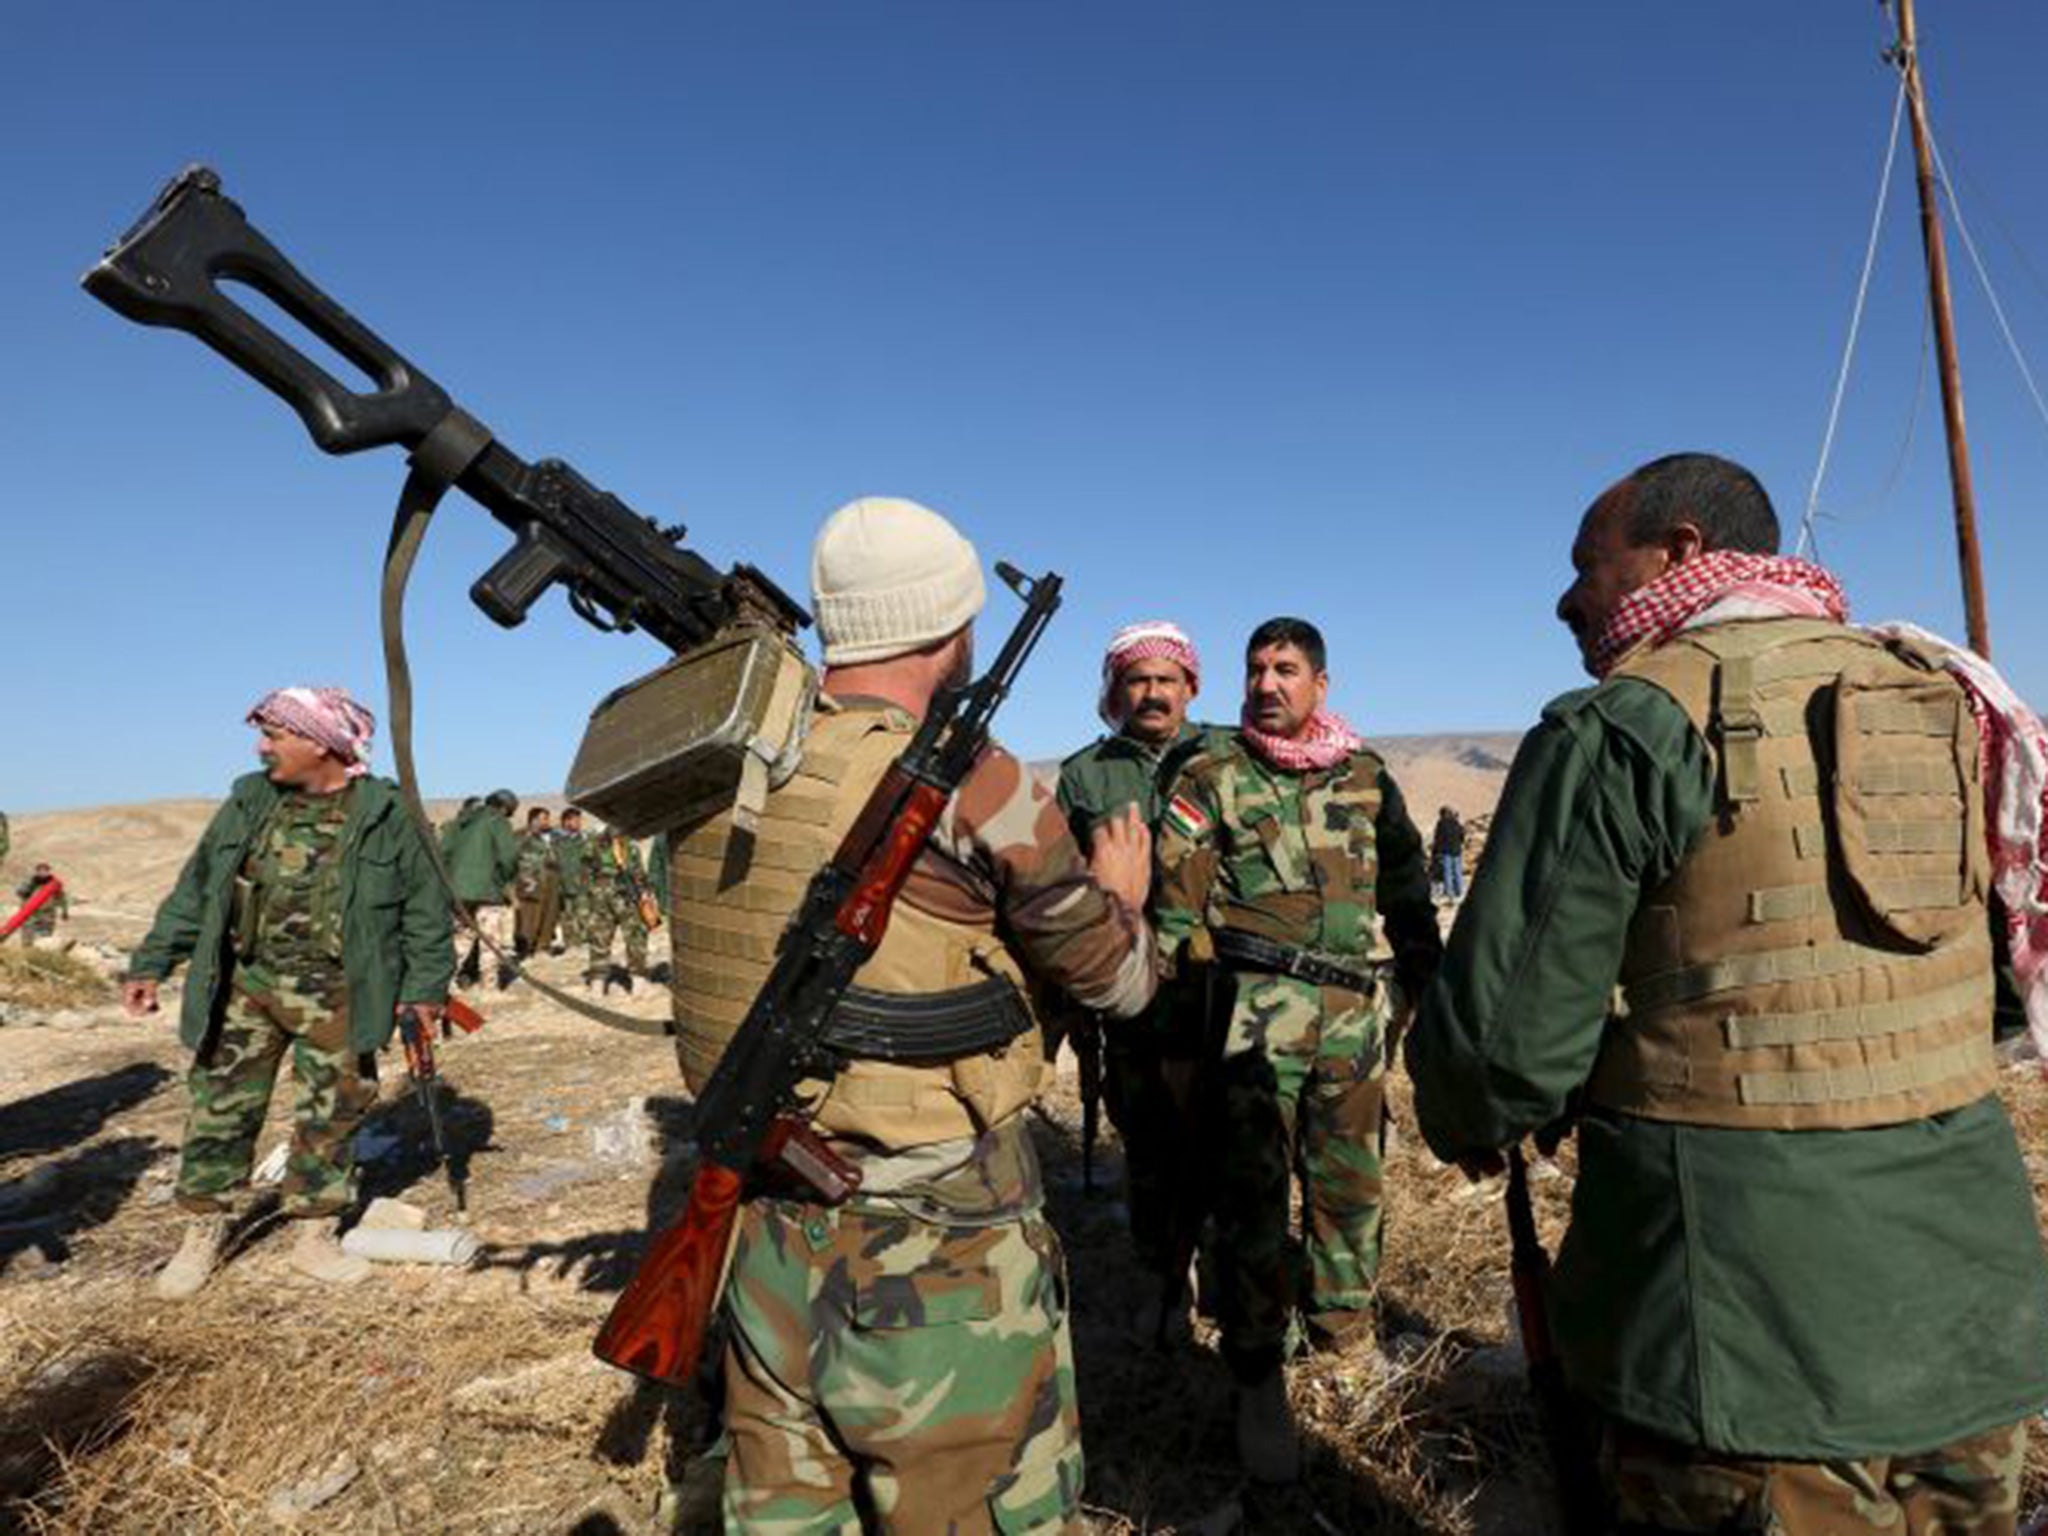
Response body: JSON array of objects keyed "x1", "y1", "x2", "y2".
[
  {"x1": 1212, "y1": 929, "x2": 1378, "y2": 997},
  {"x1": 820, "y1": 978, "x2": 1034, "y2": 1063}
]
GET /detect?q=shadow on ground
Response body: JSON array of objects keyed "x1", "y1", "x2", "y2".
[
  {"x1": 0, "y1": 1062, "x2": 171, "y2": 1164},
  {"x1": 0, "y1": 1136, "x2": 163, "y2": 1279}
]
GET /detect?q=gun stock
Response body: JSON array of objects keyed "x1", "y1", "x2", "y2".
[
  {"x1": 593, "y1": 1160, "x2": 744, "y2": 1383},
  {"x1": 82, "y1": 166, "x2": 806, "y2": 653}
]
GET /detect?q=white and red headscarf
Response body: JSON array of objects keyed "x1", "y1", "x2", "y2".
[
  {"x1": 1098, "y1": 620, "x2": 1200, "y2": 728},
  {"x1": 1595, "y1": 550, "x2": 2048, "y2": 1065},
  {"x1": 1240, "y1": 707, "x2": 1363, "y2": 773},
  {"x1": 247, "y1": 686, "x2": 377, "y2": 780}
]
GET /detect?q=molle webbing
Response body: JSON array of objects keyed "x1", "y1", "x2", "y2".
[
  {"x1": 668, "y1": 703, "x2": 1045, "y2": 1149},
  {"x1": 1593, "y1": 621, "x2": 1995, "y2": 1131}
]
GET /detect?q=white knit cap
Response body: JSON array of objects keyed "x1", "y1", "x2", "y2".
[{"x1": 810, "y1": 496, "x2": 987, "y2": 665}]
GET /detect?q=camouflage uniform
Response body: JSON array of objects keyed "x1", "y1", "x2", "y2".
[
  {"x1": 554, "y1": 826, "x2": 591, "y2": 946},
  {"x1": 512, "y1": 827, "x2": 561, "y2": 955},
  {"x1": 1153, "y1": 734, "x2": 1438, "y2": 1379},
  {"x1": 690, "y1": 706, "x2": 1156, "y2": 1533},
  {"x1": 1604, "y1": 1418, "x2": 2027, "y2": 1535},
  {"x1": 1055, "y1": 722, "x2": 1221, "y2": 1277},
  {"x1": 175, "y1": 789, "x2": 372, "y2": 1216},
  {"x1": 585, "y1": 832, "x2": 651, "y2": 976},
  {"x1": 13, "y1": 871, "x2": 67, "y2": 944}
]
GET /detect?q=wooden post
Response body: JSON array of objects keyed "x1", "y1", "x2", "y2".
[{"x1": 1893, "y1": 0, "x2": 1992, "y2": 658}]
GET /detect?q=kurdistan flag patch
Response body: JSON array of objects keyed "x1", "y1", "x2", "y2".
[{"x1": 1164, "y1": 794, "x2": 1211, "y2": 840}]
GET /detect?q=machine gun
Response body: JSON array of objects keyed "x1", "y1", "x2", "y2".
[
  {"x1": 81, "y1": 166, "x2": 806, "y2": 652},
  {"x1": 593, "y1": 562, "x2": 1063, "y2": 1386}
]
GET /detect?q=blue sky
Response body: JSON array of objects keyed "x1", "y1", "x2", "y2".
[{"x1": 8, "y1": 1, "x2": 2048, "y2": 811}]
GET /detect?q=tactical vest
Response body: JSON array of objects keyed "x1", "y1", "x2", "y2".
[
  {"x1": 667, "y1": 698, "x2": 1044, "y2": 1149},
  {"x1": 1588, "y1": 618, "x2": 1995, "y2": 1131}
]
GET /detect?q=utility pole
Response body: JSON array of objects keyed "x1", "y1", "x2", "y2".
[{"x1": 1890, "y1": 0, "x2": 1992, "y2": 657}]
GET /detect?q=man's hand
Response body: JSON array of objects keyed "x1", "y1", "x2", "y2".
[
  {"x1": 122, "y1": 978, "x2": 160, "y2": 1017},
  {"x1": 402, "y1": 1001, "x2": 445, "y2": 1031},
  {"x1": 1088, "y1": 805, "x2": 1153, "y2": 914}
]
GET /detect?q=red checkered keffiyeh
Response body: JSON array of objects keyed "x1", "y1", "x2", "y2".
[
  {"x1": 1589, "y1": 551, "x2": 1847, "y2": 679},
  {"x1": 1098, "y1": 620, "x2": 1201, "y2": 728},
  {"x1": 1239, "y1": 707, "x2": 1362, "y2": 772},
  {"x1": 247, "y1": 686, "x2": 377, "y2": 779}
]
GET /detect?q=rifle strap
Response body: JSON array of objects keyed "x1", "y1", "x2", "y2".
[{"x1": 382, "y1": 409, "x2": 670, "y2": 1039}]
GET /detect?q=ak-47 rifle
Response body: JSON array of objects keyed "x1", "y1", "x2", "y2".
[
  {"x1": 593, "y1": 562, "x2": 1063, "y2": 1386},
  {"x1": 80, "y1": 166, "x2": 806, "y2": 652},
  {"x1": 1504, "y1": 1146, "x2": 1609, "y2": 1534},
  {"x1": 396, "y1": 998, "x2": 487, "y2": 1212}
]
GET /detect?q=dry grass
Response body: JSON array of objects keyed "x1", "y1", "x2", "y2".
[
  {"x1": 0, "y1": 991, "x2": 2043, "y2": 1534},
  {"x1": 0, "y1": 946, "x2": 110, "y2": 1014}
]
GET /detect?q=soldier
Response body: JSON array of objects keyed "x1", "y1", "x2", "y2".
[
  {"x1": 512, "y1": 806, "x2": 562, "y2": 960},
  {"x1": 554, "y1": 806, "x2": 591, "y2": 950},
  {"x1": 669, "y1": 496, "x2": 1155, "y2": 1531},
  {"x1": 1056, "y1": 619, "x2": 1222, "y2": 1339},
  {"x1": 1153, "y1": 616, "x2": 1441, "y2": 1483},
  {"x1": 442, "y1": 788, "x2": 520, "y2": 987},
  {"x1": 1407, "y1": 453, "x2": 2048, "y2": 1535},
  {"x1": 12, "y1": 861, "x2": 69, "y2": 948},
  {"x1": 0, "y1": 809, "x2": 11, "y2": 878},
  {"x1": 121, "y1": 687, "x2": 452, "y2": 1297},
  {"x1": 584, "y1": 824, "x2": 651, "y2": 988}
]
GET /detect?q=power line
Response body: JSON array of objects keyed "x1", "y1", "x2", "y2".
[{"x1": 1801, "y1": 73, "x2": 1908, "y2": 560}]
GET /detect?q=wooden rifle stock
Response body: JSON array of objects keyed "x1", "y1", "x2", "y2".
[{"x1": 593, "y1": 1159, "x2": 746, "y2": 1384}]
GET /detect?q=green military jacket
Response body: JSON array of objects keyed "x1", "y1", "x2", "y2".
[
  {"x1": 1153, "y1": 733, "x2": 1439, "y2": 1054},
  {"x1": 129, "y1": 773, "x2": 454, "y2": 1055},
  {"x1": 440, "y1": 803, "x2": 520, "y2": 905},
  {"x1": 1056, "y1": 721, "x2": 1225, "y2": 847},
  {"x1": 514, "y1": 828, "x2": 557, "y2": 897},
  {"x1": 1407, "y1": 671, "x2": 2048, "y2": 1457},
  {"x1": 554, "y1": 829, "x2": 591, "y2": 894}
]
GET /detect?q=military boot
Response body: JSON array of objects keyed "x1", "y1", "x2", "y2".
[
  {"x1": 1235, "y1": 1370, "x2": 1301, "y2": 1485},
  {"x1": 289, "y1": 1220, "x2": 372, "y2": 1285},
  {"x1": 154, "y1": 1212, "x2": 231, "y2": 1300}
]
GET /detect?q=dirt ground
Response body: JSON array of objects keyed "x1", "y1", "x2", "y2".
[{"x1": 2, "y1": 826, "x2": 2045, "y2": 1532}]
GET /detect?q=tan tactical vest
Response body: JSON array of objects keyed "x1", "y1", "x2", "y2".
[
  {"x1": 667, "y1": 697, "x2": 1045, "y2": 1149},
  {"x1": 1587, "y1": 618, "x2": 1995, "y2": 1131}
]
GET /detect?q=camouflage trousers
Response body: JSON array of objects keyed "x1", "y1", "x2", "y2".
[
  {"x1": 1212, "y1": 974, "x2": 1386, "y2": 1382},
  {"x1": 1606, "y1": 1418, "x2": 2030, "y2": 1535},
  {"x1": 558, "y1": 888, "x2": 590, "y2": 947},
  {"x1": 721, "y1": 1182, "x2": 1083, "y2": 1531},
  {"x1": 585, "y1": 887, "x2": 649, "y2": 974},
  {"x1": 176, "y1": 965, "x2": 373, "y2": 1217}
]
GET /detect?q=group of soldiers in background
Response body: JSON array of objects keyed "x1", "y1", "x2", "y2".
[
  {"x1": 437, "y1": 792, "x2": 660, "y2": 992},
  {"x1": 94, "y1": 455, "x2": 2048, "y2": 1535}
]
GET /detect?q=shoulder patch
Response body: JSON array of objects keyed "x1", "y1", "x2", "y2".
[{"x1": 1162, "y1": 793, "x2": 1212, "y2": 841}]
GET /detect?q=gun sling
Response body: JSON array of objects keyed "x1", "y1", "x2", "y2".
[
  {"x1": 821, "y1": 978, "x2": 1033, "y2": 1062},
  {"x1": 1212, "y1": 928, "x2": 1378, "y2": 998}
]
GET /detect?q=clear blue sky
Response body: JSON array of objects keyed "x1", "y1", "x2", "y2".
[{"x1": 8, "y1": 1, "x2": 2048, "y2": 811}]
